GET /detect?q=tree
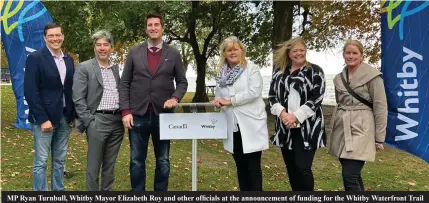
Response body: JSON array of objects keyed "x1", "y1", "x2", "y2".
[
  {"x1": 272, "y1": 1, "x2": 381, "y2": 67},
  {"x1": 272, "y1": 1, "x2": 298, "y2": 50},
  {"x1": 160, "y1": 1, "x2": 272, "y2": 102},
  {"x1": 45, "y1": 0, "x2": 381, "y2": 92},
  {"x1": 43, "y1": 1, "x2": 145, "y2": 62},
  {"x1": 169, "y1": 41, "x2": 193, "y2": 74},
  {"x1": 43, "y1": 1, "x2": 94, "y2": 61},
  {"x1": 302, "y1": 1, "x2": 380, "y2": 64}
]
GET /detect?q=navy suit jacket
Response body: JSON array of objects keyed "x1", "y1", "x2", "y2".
[{"x1": 24, "y1": 46, "x2": 76, "y2": 125}]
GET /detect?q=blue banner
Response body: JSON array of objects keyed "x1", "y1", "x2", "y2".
[
  {"x1": 1, "y1": 0, "x2": 53, "y2": 130},
  {"x1": 381, "y1": 1, "x2": 429, "y2": 163}
]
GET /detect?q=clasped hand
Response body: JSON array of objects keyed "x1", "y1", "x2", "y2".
[
  {"x1": 211, "y1": 98, "x2": 232, "y2": 108},
  {"x1": 280, "y1": 110, "x2": 297, "y2": 128}
]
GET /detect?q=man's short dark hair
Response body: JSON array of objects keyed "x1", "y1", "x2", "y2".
[
  {"x1": 146, "y1": 13, "x2": 165, "y2": 27},
  {"x1": 43, "y1": 22, "x2": 61, "y2": 36}
]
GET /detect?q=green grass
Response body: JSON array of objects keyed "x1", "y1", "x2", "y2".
[{"x1": 1, "y1": 85, "x2": 428, "y2": 191}]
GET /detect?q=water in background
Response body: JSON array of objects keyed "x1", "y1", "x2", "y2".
[{"x1": 186, "y1": 74, "x2": 337, "y2": 106}]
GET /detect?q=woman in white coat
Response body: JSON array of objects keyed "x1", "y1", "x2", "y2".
[{"x1": 211, "y1": 36, "x2": 269, "y2": 191}]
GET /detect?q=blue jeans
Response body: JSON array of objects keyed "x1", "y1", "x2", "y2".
[
  {"x1": 129, "y1": 109, "x2": 170, "y2": 191},
  {"x1": 32, "y1": 116, "x2": 71, "y2": 191}
]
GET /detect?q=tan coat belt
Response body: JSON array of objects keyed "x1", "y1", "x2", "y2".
[{"x1": 338, "y1": 105, "x2": 372, "y2": 152}]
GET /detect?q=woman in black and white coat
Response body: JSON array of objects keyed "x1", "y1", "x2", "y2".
[{"x1": 268, "y1": 37, "x2": 326, "y2": 191}]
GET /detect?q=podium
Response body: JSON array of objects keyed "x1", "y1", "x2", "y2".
[{"x1": 159, "y1": 103, "x2": 227, "y2": 191}]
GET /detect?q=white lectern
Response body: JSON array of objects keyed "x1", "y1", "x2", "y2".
[{"x1": 159, "y1": 103, "x2": 227, "y2": 191}]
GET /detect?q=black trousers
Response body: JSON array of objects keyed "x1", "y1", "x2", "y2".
[
  {"x1": 232, "y1": 129, "x2": 263, "y2": 191},
  {"x1": 280, "y1": 129, "x2": 316, "y2": 191},
  {"x1": 339, "y1": 158, "x2": 365, "y2": 191}
]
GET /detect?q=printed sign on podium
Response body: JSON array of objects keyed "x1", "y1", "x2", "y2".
[{"x1": 159, "y1": 112, "x2": 227, "y2": 140}]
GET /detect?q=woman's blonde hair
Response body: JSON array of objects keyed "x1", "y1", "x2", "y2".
[
  {"x1": 273, "y1": 36, "x2": 310, "y2": 71},
  {"x1": 343, "y1": 39, "x2": 364, "y2": 57},
  {"x1": 218, "y1": 36, "x2": 248, "y2": 69}
]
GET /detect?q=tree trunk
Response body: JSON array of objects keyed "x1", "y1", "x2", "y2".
[
  {"x1": 192, "y1": 58, "x2": 208, "y2": 103},
  {"x1": 181, "y1": 45, "x2": 189, "y2": 74},
  {"x1": 272, "y1": 1, "x2": 296, "y2": 63},
  {"x1": 269, "y1": 1, "x2": 297, "y2": 112}
]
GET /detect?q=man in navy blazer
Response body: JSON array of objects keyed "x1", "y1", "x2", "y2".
[{"x1": 24, "y1": 22, "x2": 75, "y2": 191}]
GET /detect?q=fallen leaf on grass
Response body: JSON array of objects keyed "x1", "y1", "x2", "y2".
[
  {"x1": 264, "y1": 165, "x2": 270, "y2": 169},
  {"x1": 222, "y1": 162, "x2": 227, "y2": 165},
  {"x1": 24, "y1": 173, "x2": 31, "y2": 177},
  {"x1": 408, "y1": 182, "x2": 416, "y2": 186}
]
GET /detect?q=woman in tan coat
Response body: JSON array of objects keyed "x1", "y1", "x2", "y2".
[{"x1": 329, "y1": 40, "x2": 388, "y2": 191}]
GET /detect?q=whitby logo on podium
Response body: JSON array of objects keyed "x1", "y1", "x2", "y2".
[{"x1": 201, "y1": 118, "x2": 218, "y2": 129}]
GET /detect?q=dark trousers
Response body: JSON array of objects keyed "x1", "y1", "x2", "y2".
[
  {"x1": 232, "y1": 130, "x2": 263, "y2": 191},
  {"x1": 129, "y1": 109, "x2": 170, "y2": 191},
  {"x1": 339, "y1": 158, "x2": 365, "y2": 191},
  {"x1": 280, "y1": 128, "x2": 316, "y2": 191}
]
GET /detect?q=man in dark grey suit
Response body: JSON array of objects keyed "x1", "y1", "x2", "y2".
[
  {"x1": 72, "y1": 30, "x2": 124, "y2": 191},
  {"x1": 119, "y1": 13, "x2": 188, "y2": 191}
]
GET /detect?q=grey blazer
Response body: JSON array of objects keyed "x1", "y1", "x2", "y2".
[
  {"x1": 72, "y1": 58, "x2": 120, "y2": 128},
  {"x1": 119, "y1": 42, "x2": 188, "y2": 116}
]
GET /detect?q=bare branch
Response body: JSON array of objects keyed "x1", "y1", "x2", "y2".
[
  {"x1": 166, "y1": 28, "x2": 190, "y2": 42},
  {"x1": 207, "y1": 44, "x2": 217, "y2": 58}
]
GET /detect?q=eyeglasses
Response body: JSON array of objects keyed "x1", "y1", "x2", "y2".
[{"x1": 46, "y1": 34, "x2": 63, "y2": 39}]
